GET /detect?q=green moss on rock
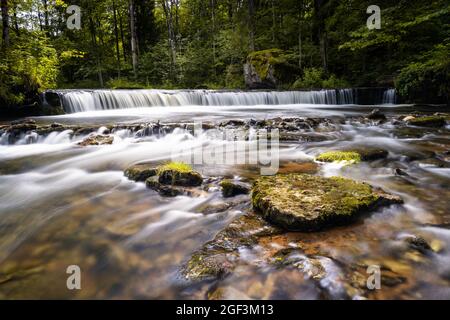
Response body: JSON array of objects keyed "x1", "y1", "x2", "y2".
[
  {"x1": 251, "y1": 174, "x2": 403, "y2": 231},
  {"x1": 407, "y1": 116, "x2": 446, "y2": 128},
  {"x1": 316, "y1": 151, "x2": 361, "y2": 163},
  {"x1": 77, "y1": 134, "x2": 114, "y2": 146},
  {"x1": 124, "y1": 164, "x2": 157, "y2": 182},
  {"x1": 247, "y1": 49, "x2": 285, "y2": 80},
  {"x1": 157, "y1": 162, "x2": 203, "y2": 187}
]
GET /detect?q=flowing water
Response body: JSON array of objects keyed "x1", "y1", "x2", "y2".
[{"x1": 0, "y1": 89, "x2": 449, "y2": 299}]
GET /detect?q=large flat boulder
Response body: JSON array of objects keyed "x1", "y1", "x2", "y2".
[{"x1": 252, "y1": 174, "x2": 403, "y2": 231}]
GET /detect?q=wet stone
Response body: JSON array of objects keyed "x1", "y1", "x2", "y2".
[
  {"x1": 77, "y1": 134, "x2": 114, "y2": 146},
  {"x1": 220, "y1": 180, "x2": 250, "y2": 198},
  {"x1": 182, "y1": 213, "x2": 282, "y2": 281},
  {"x1": 124, "y1": 164, "x2": 157, "y2": 182},
  {"x1": 366, "y1": 109, "x2": 387, "y2": 121},
  {"x1": 406, "y1": 116, "x2": 446, "y2": 128},
  {"x1": 157, "y1": 163, "x2": 203, "y2": 187},
  {"x1": 252, "y1": 174, "x2": 403, "y2": 231}
]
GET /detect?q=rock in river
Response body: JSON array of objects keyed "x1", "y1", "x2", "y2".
[
  {"x1": 144, "y1": 162, "x2": 204, "y2": 197},
  {"x1": 124, "y1": 164, "x2": 157, "y2": 182},
  {"x1": 251, "y1": 174, "x2": 403, "y2": 231},
  {"x1": 316, "y1": 148, "x2": 388, "y2": 163},
  {"x1": 220, "y1": 179, "x2": 250, "y2": 198},
  {"x1": 157, "y1": 162, "x2": 203, "y2": 187},
  {"x1": 77, "y1": 134, "x2": 114, "y2": 146},
  {"x1": 405, "y1": 116, "x2": 446, "y2": 128}
]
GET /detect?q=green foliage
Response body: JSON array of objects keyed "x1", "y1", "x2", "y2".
[
  {"x1": 0, "y1": 32, "x2": 58, "y2": 107},
  {"x1": 106, "y1": 78, "x2": 146, "y2": 89},
  {"x1": 292, "y1": 68, "x2": 349, "y2": 89},
  {"x1": 396, "y1": 42, "x2": 449, "y2": 103},
  {"x1": 0, "y1": 0, "x2": 448, "y2": 107},
  {"x1": 225, "y1": 64, "x2": 245, "y2": 89}
]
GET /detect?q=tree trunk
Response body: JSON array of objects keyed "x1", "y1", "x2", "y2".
[
  {"x1": 161, "y1": 0, "x2": 176, "y2": 80},
  {"x1": 298, "y1": 0, "x2": 303, "y2": 69},
  {"x1": 247, "y1": 0, "x2": 255, "y2": 51},
  {"x1": 42, "y1": 0, "x2": 49, "y2": 34},
  {"x1": 89, "y1": 17, "x2": 104, "y2": 87},
  {"x1": 112, "y1": 0, "x2": 121, "y2": 77},
  {"x1": 118, "y1": 9, "x2": 127, "y2": 62},
  {"x1": 129, "y1": 0, "x2": 138, "y2": 78},
  {"x1": 211, "y1": 0, "x2": 216, "y2": 77},
  {"x1": 314, "y1": 0, "x2": 328, "y2": 73},
  {"x1": 1, "y1": 0, "x2": 10, "y2": 48}
]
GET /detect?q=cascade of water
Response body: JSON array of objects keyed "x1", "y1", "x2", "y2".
[
  {"x1": 382, "y1": 88, "x2": 397, "y2": 104},
  {"x1": 57, "y1": 89, "x2": 356, "y2": 113}
]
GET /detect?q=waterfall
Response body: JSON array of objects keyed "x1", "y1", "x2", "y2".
[
  {"x1": 382, "y1": 89, "x2": 397, "y2": 104},
  {"x1": 56, "y1": 89, "x2": 356, "y2": 113}
]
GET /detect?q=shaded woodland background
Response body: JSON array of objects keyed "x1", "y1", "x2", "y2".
[{"x1": 0, "y1": 0, "x2": 448, "y2": 109}]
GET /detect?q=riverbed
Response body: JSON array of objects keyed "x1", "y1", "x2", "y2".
[{"x1": 0, "y1": 91, "x2": 449, "y2": 299}]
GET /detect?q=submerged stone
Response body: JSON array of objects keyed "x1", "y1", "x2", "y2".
[
  {"x1": 124, "y1": 164, "x2": 157, "y2": 182},
  {"x1": 252, "y1": 174, "x2": 403, "y2": 231},
  {"x1": 220, "y1": 180, "x2": 250, "y2": 198},
  {"x1": 402, "y1": 235, "x2": 433, "y2": 254},
  {"x1": 278, "y1": 162, "x2": 319, "y2": 175},
  {"x1": 182, "y1": 212, "x2": 281, "y2": 281}
]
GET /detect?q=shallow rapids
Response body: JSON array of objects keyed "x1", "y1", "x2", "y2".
[{"x1": 0, "y1": 103, "x2": 449, "y2": 299}]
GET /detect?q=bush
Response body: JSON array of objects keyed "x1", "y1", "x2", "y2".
[
  {"x1": 396, "y1": 43, "x2": 449, "y2": 104},
  {"x1": 0, "y1": 32, "x2": 58, "y2": 107},
  {"x1": 225, "y1": 64, "x2": 245, "y2": 89},
  {"x1": 292, "y1": 68, "x2": 349, "y2": 89},
  {"x1": 106, "y1": 78, "x2": 146, "y2": 89}
]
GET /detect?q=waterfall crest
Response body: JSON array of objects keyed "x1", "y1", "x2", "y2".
[
  {"x1": 382, "y1": 89, "x2": 397, "y2": 104},
  {"x1": 58, "y1": 89, "x2": 355, "y2": 113},
  {"x1": 54, "y1": 88, "x2": 396, "y2": 113}
]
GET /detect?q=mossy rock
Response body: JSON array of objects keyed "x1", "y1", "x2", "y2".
[
  {"x1": 124, "y1": 164, "x2": 157, "y2": 182},
  {"x1": 145, "y1": 177, "x2": 183, "y2": 197},
  {"x1": 157, "y1": 162, "x2": 203, "y2": 187},
  {"x1": 244, "y1": 49, "x2": 294, "y2": 89},
  {"x1": 316, "y1": 149, "x2": 388, "y2": 163},
  {"x1": 316, "y1": 151, "x2": 361, "y2": 163},
  {"x1": 77, "y1": 134, "x2": 114, "y2": 146},
  {"x1": 406, "y1": 116, "x2": 446, "y2": 128},
  {"x1": 183, "y1": 251, "x2": 237, "y2": 281},
  {"x1": 252, "y1": 174, "x2": 403, "y2": 231},
  {"x1": 345, "y1": 148, "x2": 388, "y2": 161},
  {"x1": 182, "y1": 213, "x2": 281, "y2": 281},
  {"x1": 247, "y1": 49, "x2": 285, "y2": 81},
  {"x1": 220, "y1": 180, "x2": 250, "y2": 198}
]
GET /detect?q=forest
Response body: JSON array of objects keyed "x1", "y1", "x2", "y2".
[{"x1": 0, "y1": 0, "x2": 449, "y2": 110}]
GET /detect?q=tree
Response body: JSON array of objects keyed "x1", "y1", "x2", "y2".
[
  {"x1": 1, "y1": 0, "x2": 9, "y2": 48},
  {"x1": 129, "y1": 0, "x2": 138, "y2": 77}
]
